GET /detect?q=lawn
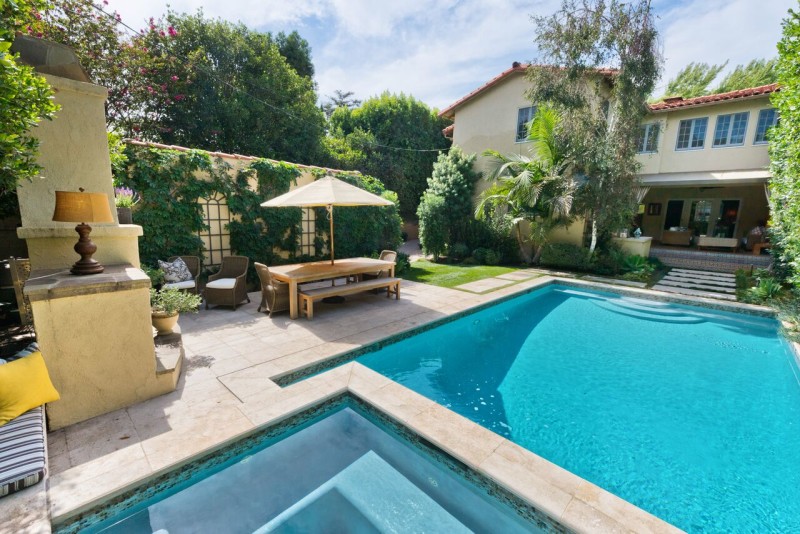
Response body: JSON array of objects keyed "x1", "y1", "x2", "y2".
[{"x1": 401, "y1": 260, "x2": 520, "y2": 288}]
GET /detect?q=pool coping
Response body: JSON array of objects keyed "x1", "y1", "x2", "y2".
[{"x1": 47, "y1": 276, "x2": 784, "y2": 533}]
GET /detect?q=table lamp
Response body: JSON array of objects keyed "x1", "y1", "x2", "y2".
[{"x1": 52, "y1": 188, "x2": 114, "y2": 275}]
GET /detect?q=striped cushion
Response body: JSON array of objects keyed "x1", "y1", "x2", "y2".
[{"x1": 0, "y1": 406, "x2": 46, "y2": 497}]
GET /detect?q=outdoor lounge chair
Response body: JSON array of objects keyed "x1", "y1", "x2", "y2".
[
  {"x1": 204, "y1": 255, "x2": 250, "y2": 310},
  {"x1": 163, "y1": 255, "x2": 201, "y2": 293},
  {"x1": 254, "y1": 262, "x2": 290, "y2": 317},
  {"x1": 361, "y1": 250, "x2": 397, "y2": 282}
]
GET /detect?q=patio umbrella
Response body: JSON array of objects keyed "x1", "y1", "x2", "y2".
[{"x1": 261, "y1": 175, "x2": 394, "y2": 264}]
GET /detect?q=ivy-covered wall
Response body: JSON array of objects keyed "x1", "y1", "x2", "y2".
[{"x1": 115, "y1": 144, "x2": 402, "y2": 272}]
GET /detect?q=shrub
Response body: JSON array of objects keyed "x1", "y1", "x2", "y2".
[
  {"x1": 540, "y1": 243, "x2": 593, "y2": 271},
  {"x1": 394, "y1": 252, "x2": 411, "y2": 274},
  {"x1": 472, "y1": 247, "x2": 490, "y2": 264},
  {"x1": 745, "y1": 276, "x2": 783, "y2": 303},
  {"x1": 150, "y1": 287, "x2": 202, "y2": 315},
  {"x1": 417, "y1": 192, "x2": 448, "y2": 260},
  {"x1": 448, "y1": 243, "x2": 470, "y2": 262},
  {"x1": 483, "y1": 249, "x2": 500, "y2": 266}
]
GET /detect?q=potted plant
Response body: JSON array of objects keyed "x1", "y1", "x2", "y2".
[
  {"x1": 150, "y1": 287, "x2": 202, "y2": 335},
  {"x1": 114, "y1": 186, "x2": 139, "y2": 224}
]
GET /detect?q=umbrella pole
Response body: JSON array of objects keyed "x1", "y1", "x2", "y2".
[{"x1": 327, "y1": 204, "x2": 334, "y2": 265}]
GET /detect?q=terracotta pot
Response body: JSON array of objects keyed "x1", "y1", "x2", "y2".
[
  {"x1": 151, "y1": 311, "x2": 179, "y2": 335},
  {"x1": 117, "y1": 206, "x2": 132, "y2": 224}
]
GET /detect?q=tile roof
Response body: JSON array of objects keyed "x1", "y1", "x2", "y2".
[
  {"x1": 648, "y1": 83, "x2": 780, "y2": 112},
  {"x1": 438, "y1": 63, "x2": 617, "y2": 118},
  {"x1": 442, "y1": 124, "x2": 454, "y2": 138},
  {"x1": 124, "y1": 139, "x2": 360, "y2": 175}
]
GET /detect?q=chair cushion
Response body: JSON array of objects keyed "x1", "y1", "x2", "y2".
[
  {"x1": 0, "y1": 342, "x2": 39, "y2": 366},
  {"x1": 158, "y1": 258, "x2": 193, "y2": 283},
  {"x1": 163, "y1": 280, "x2": 196, "y2": 290},
  {"x1": 0, "y1": 406, "x2": 46, "y2": 497},
  {"x1": 0, "y1": 352, "x2": 60, "y2": 427},
  {"x1": 206, "y1": 278, "x2": 237, "y2": 290}
]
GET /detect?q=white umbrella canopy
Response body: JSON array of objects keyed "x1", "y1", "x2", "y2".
[{"x1": 261, "y1": 175, "x2": 394, "y2": 264}]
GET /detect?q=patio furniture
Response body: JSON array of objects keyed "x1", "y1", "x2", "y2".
[
  {"x1": 163, "y1": 256, "x2": 201, "y2": 293},
  {"x1": 254, "y1": 262, "x2": 290, "y2": 317},
  {"x1": 661, "y1": 230, "x2": 692, "y2": 246},
  {"x1": 299, "y1": 277, "x2": 401, "y2": 319},
  {"x1": 9, "y1": 257, "x2": 32, "y2": 327},
  {"x1": 697, "y1": 236, "x2": 738, "y2": 252},
  {"x1": 204, "y1": 255, "x2": 250, "y2": 310},
  {"x1": 752, "y1": 242, "x2": 771, "y2": 255},
  {"x1": 360, "y1": 250, "x2": 397, "y2": 282},
  {"x1": 269, "y1": 257, "x2": 396, "y2": 319},
  {"x1": 0, "y1": 406, "x2": 46, "y2": 497}
]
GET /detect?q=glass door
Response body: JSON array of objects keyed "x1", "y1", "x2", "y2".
[
  {"x1": 663, "y1": 200, "x2": 684, "y2": 230},
  {"x1": 688, "y1": 200, "x2": 713, "y2": 236},
  {"x1": 716, "y1": 200, "x2": 740, "y2": 238}
]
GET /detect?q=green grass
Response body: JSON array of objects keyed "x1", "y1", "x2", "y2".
[{"x1": 401, "y1": 260, "x2": 519, "y2": 288}]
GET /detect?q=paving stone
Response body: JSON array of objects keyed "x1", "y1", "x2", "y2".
[
  {"x1": 454, "y1": 277, "x2": 514, "y2": 293},
  {"x1": 582, "y1": 276, "x2": 647, "y2": 288},
  {"x1": 652, "y1": 284, "x2": 736, "y2": 301},
  {"x1": 495, "y1": 271, "x2": 537, "y2": 281}
]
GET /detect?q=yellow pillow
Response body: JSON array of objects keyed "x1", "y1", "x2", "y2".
[{"x1": 0, "y1": 351, "x2": 60, "y2": 426}]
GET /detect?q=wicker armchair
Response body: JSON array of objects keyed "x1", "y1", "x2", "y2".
[
  {"x1": 163, "y1": 255, "x2": 201, "y2": 293},
  {"x1": 254, "y1": 262, "x2": 290, "y2": 317},
  {"x1": 361, "y1": 250, "x2": 397, "y2": 281},
  {"x1": 9, "y1": 257, "x2": 32, "y2": 327},
  {"x1": 204, "y1": 255, "x2": 250, "y2": 310}
]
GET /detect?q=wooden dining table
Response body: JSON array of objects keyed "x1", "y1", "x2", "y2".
[{"x1": 269, "y1": 257, "x2": 396, "y2": 319}]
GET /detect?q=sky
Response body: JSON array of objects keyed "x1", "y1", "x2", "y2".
[{"x1": 103, "y1": 0, "x2": 795, "y2": 110}]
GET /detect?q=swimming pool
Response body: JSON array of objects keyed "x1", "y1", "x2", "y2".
[
  {"x1": 356, "y1": 285, "x2": 800, "y2": 532},
  {"x1": 58, "y1": 397, "x2": 550, "y2": 533}
]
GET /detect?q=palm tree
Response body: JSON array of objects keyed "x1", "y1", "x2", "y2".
[{"x1": 476, "y1": 106, "x2": 576, "y2": 264}]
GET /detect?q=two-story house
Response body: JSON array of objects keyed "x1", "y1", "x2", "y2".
[{"x1": 439, "y1": 64, "x2": 777, "y2": 253}]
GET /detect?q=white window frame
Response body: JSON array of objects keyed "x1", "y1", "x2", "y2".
[
  {"x1": 712, "y1": 112, "x2": 749, "y2": 148},
  {"x1": 675, "y1": 117, "x2": 709, "y2": 151},
  {"x1": 754, "y1": 108, "x2": 778, "y2": 144},
  {"x1": 515, "y1": 106, "x2": 536, "y2": 143},
  {"x1": 637, "y1": 123, "x2": 659, "y2": 153}
]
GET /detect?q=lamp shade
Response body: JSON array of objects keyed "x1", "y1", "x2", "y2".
[{"x1": 52, "y1": 190, "x2": 114, "y2": 223}]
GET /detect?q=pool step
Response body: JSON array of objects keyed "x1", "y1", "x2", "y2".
[
  {"x1": 608, "y1": 298, "x2": 690, "y2": 317},
  {"x1": 594, "y1": 300, "x2": 705, "y2": 324}
]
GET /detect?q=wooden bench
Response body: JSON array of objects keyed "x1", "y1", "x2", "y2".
[{"x1": 298, "y1": 277, "x2": 400, "y2": 319}]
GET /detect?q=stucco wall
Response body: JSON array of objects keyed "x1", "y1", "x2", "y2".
[
  {"x1": 31, "y1": 282, "x2": 170, "y2": 430},
  {"x1": 637, "y1": 97, "x2": 772, "y2": 176}
]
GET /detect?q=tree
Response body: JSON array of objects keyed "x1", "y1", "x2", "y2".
[
  {"x1": 715, "y1": 58, "x2": 777, "y2": 93},
  {"x1": 417, "y1": 193, "x2": 448, "y2": 260},
  {"x1": 32, "y1": 3, "x2": 324, "y2": 163},
  {"x1": 322, "y1": 90, "x2": 361, "y2": 118},
  {"x1": 328, "y1": 92, "x2": 451, "y2": 217},
  {"x1": 1, "y1": 0, "x2": 59, "y2": 216},
  {"x1": 659, "y1": 59, "x2": 778, "y2": 100},
  {"x1": 421, "y1": 146, "x2": 480, "y2": 245},
  {"x1": 527, "y1": 0, "x2": 660, "y2": 253},
  {"x1": 769, "y1": 9, "x2": 800, "y2": 287},
  {"x1": 476, "y1": 106, "x2": 576, "y2": 264},
  {"x1": 663, "y1": 62, "x2": 726, "y2": 99}
]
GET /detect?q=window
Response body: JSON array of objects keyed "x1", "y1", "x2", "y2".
[
  {"x1": 637, "y1": 123, "x2": 659, "y2": 153},
  {"x1": 712, "y1": 112, "x2": 748, "y2": 147},
  {"x1": 198, "y1": 192, "x2": 231, "y2": 268},
  {"x1": 516, "y1": 106, "x2": 536, "y2": 142},
  {"x1": 675, "y1": 117, "x2": 708, "y2": 150},
  {"x1": 754, "y1": 108, "x2": 778, "y2": 144}
]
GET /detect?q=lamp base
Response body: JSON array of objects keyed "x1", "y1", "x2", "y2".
[
  {"x1": 70, "y1": 223, "x2": 104, "y2": 275},
  {"x1": 70, "y1": 259, "x2": 105, "y2": 275}
]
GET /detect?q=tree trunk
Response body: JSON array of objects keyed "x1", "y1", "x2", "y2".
[
  {"x1": 531, "y1": 244, "x2": 544, "y2": 265},
  {"x1": 588, "y1": 215, "x2": 598, "y2": 254},
  {"x1": 515, "y1": 222, "x2": 533, "y2": 263}
]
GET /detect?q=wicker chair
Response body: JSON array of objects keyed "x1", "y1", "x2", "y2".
[
  {"x1": 254, "y1": 262, "x2": 290, "y2": 317},
  {"x1": 163, "y1": 255, "x2": 201, "y2": 293},
  {"x1": 9, "y1": 257, "x2": 32, "y2": 327},
  {"x1": 361, "y1": 250, "x2": 397, "y2": 281},
  {"x1": 204, "y1": 255, "x2": 250, "y2": 310}
]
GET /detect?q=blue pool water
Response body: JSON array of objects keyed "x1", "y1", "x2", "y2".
[
  {"x1": 66, "y1": 401, "x2": 542, "y2": 533},
  {"x1": 356, "y1": 285, "x2": 800, "y2": 532}
]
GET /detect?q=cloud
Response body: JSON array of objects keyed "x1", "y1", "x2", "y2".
[{"x1": 104, "y1": 0, "x2": 793, "y2": 109}]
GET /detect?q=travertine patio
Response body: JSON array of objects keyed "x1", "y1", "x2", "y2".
[{"x1": 2, "y1": 273, "x2": 726, "y2": 534}]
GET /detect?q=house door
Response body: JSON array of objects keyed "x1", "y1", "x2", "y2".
[{"x1": 663, "y1": 200, "x2": 684, "y2": 229}]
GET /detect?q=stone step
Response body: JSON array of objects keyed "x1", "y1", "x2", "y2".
[
  {"x1": 652, "y1": 284, "x2": 737, "y2": 301},
  {"x1": 662, "y1": 275, "x2": 737, "y2": 288},
  {"x1": 656, "y1": 279, "x2": 736, "y2": 293},
  {"x1": 669, "y1": 268, "x2": 736, "y2": 279}
]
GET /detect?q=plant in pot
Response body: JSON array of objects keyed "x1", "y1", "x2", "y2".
[
  {"x1": 150, "y1": 287, "x2": 202, "y2": 335},
  {"x1": 114, "y1": 186, "x2": 139, "y2": 224}
]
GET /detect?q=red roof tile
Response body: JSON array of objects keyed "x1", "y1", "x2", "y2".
[
  {"x1": 648, "y1": 83, "x2": 780, "y2": 112},
  {"x1": 442, "y1": 124, "x2": 454, "y2": 138}
]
